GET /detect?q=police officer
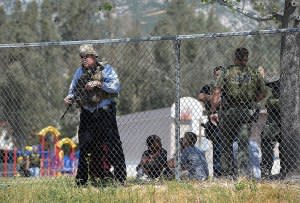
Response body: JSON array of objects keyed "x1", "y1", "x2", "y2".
[
  {"x1": 198, "y1": 66, "x2": 223, "y2": 177},
  {"x1": 210, "y1": 48, "x2": 268, "y2": 178},
  {"x1": 261, "y1": 79, "x2": 280, "y2": 178},
  {"x1": 64, "y1": 44, "x2": 126, "y2": 186},
  {"x1": 261, "y1": 79, "x2": 291, "y2": 180}
]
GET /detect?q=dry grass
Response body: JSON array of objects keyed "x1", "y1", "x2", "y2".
[{"x1": 0, "y1": 176, "x2": 299, "y2": 203}]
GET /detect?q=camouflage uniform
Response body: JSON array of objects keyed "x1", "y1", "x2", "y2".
[
  {"x1": 216, "y1": 65, "x2": 267, "y2": 177},
  {"x1": 261, "y1": 80, "x2": 280, "y2": 177}
]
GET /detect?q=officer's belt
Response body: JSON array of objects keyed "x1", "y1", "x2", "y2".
[
  {"x1": 97, "y1": 104, "x2": 112, "y2": 111},
  {"x1": 82, "y1": 104, "x2": 113, "y2": 113}
]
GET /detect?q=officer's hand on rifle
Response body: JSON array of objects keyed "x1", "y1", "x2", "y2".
[
  {"x1": 85, "y1": 80, "x2": 102, "y2": 90},
  {"x1": 64, "y1": 95, "x2": 74, "y2": 106}
]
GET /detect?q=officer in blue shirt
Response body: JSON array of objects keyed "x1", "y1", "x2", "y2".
[{"x1": 64, "y1": 44, "x2": 126, "y2": 186}]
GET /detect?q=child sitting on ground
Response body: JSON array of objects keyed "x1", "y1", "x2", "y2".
[
  {"x1": 136, "y1": 135, "x2": 167, "y2": 180},
  {"x1": 167, "y1": 132, "x2": 209, "y2": 181}
]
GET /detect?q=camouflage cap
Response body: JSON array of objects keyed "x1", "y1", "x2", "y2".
[{"x1": 79, "y1": 44, "x2": 98, "y2": 57}]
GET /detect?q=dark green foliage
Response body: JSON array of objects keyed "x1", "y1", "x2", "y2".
[
  {"x1": 151, "y1": 1, "x2": 229, "y2": 102},
  {"x1": 100, "y1": 2, "x2": 113, "y2": 11}
]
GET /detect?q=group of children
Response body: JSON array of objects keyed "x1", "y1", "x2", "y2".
[{"x1": 136, "y1": 132, "x2": 208, "y2": 181}]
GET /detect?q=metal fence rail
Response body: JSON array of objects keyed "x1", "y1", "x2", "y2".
[{"x1": 0, "y1": 28, "x2": 299, "y2": 185}]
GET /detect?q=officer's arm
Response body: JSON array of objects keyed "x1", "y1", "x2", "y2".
[
  {"x1": 64, "y1": 68, "x2": 82, "y2": 105},
  {"x1": 198, "y1": 85, "x2": 211, "y2": 103},
  {"x1": 67, "y1": 68, "x2": 82, "y2": 96},
  {"x1": 255, "y1": 74, "x2": 269, "y2": 102},
  {"x1": 198, "y1": 93, "x2": 212, "y2": 103},
  {"x1": 256, "y1": 88, "x2": 268, "y2": 102},
  {"x1": 257, "y1": 86, "x2": 272, "y2": 107},
  {"x1": 102, "y1": 64, "x2": 120, "y2": 94},
  {"x1": 210, "y1": 87, "x2": 221, "y2": 113}
]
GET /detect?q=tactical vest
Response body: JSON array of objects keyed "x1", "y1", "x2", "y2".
[
  {"x1": 223, "y1": 65, "x2": 258, "y2": 107},
  {"x1": 78, "y1": 64, "x2": 118, "y2": 107}
]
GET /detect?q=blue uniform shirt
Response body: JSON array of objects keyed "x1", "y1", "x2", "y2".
[{"x1": 67, "y1": 64, "x2": 120, "y2": 112}]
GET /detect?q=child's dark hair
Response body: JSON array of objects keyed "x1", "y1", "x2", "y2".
[
  {"x1": 146, "y1": 135, "x2": 162, "y2": 147},
  {"x1": 184, "y1": 132, "x2": 198, "y2": 146},
  {"x1": 235, "y1": 47, "x2": 249, "y2": 60}
]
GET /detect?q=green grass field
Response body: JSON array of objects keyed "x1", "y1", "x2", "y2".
[{"x1": 0, "y1": 177, "x2": 299, "y2": 203}]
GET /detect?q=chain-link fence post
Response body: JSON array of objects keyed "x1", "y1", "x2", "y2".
[{"x1": 174, "y1": 38, "x2": 181, "y2": 180}]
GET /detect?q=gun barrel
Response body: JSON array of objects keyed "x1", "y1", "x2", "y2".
[{"x1": 60, "y1": 104, "x2": 72, "y2": 120}]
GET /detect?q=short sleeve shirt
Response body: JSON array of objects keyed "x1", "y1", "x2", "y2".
[{"x1": 139, "y1": 148, "x2": 168, "y2": 178}]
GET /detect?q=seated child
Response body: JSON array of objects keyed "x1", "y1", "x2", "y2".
[
  {"x1": 136, "y1": 135, "x2": 167, "y2": 179},
  {"x1": 168, "y1": 132, "x2": 209, "y2": 181}
]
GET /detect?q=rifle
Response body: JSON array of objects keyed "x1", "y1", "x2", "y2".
[
  {"x1": 60, "y1": 68, "x2": 93, "y2": 120},
  {"x1": 60, "y1": 60, "x2": 108, "y2": 120},
  {"x1": 60, "y1": 103, "x2": 73, "y2": 120}
]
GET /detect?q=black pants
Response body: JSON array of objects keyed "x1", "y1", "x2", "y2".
[
  {"x1": 204, "y1": 121, "x2": 222, "y2": 176},
  {"x1": 261, "y1": 136, "x2": 277, "y2": 176},
  {"x1": 76, "y1": 107, "x2": 127, "y2": 185}
]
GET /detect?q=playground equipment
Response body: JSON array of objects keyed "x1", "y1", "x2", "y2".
[
  {"x1": 56, "y1": 138, "x2": 77, "y2": 175},
  {"x1": 0, "y1": 147, "x2": 17, "y2": 177},
  {"x1": 1, "y1": 126, "x2": 79, "y2": 177},
  {"x1": 56, "y1": 138, "x2": 77, "y2": 159},
  {"x1": 37, "y1": 126, "x2": 60, "y2": 176}
]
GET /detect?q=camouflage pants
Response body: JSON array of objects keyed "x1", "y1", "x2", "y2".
[{"x1": 219, "y1": 107, "x2": 253, "y2": 177}]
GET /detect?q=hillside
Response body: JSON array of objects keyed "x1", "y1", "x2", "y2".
[{"x1": 111, "y1": 0, "x2": 260, "y2": 34}]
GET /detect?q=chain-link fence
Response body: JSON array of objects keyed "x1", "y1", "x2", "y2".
[{"x1": 0, "y1": 28, "x2": 299, "y2": 186}]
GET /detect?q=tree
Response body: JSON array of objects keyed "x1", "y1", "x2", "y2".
[
  {"x1": 202, "y1": 0, "x2": 300, "y2": 176},
  {"x1": 0, "y1": 0, "x2": 69, "y2": 146},
  {"x1": 151, "y1": 0, "x2": 228, "y2": 104},
  {"x1": 56, "y1": 0, "x2": 102, "y2": 40},
  {"x1": 0, "y1": 0, "x2": 40, "y2": 147}
]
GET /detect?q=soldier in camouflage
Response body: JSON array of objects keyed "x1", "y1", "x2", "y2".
[
  {"x1": 64, "y1": 44, "x2": 126, "y2": 186},
  {"x1": 210, "y1": 48, "x2": 268, "y2": 179}
]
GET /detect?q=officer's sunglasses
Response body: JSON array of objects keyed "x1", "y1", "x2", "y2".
[{"x1": 80, "y1": 54, "x2": 94, "y2": 59}]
